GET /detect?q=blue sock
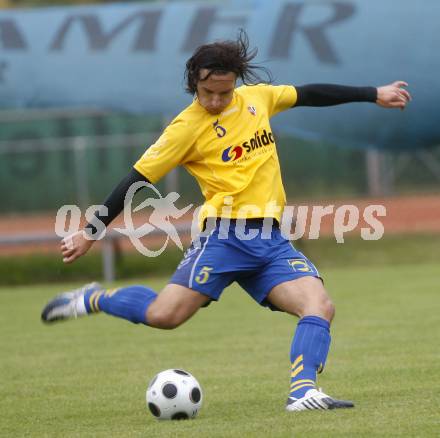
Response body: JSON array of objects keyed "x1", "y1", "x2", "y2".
[
  {"x1": 84, "y1": 285, "x2": 157, "y2": 325},
  {"x1": 289, "y1": 316, "x2": 331, "y2": 399}
]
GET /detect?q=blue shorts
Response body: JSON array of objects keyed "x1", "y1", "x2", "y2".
[{"x1": 169, "y1": 219, "x2": 320, "y2": 310}]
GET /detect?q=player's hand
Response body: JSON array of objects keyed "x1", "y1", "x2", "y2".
[
  {"x1": 61, "y1": 230, "x2": 93, "y2": 264},
  {"x1": 376, "y1": 81, "x2": 411, "y2": 110}
]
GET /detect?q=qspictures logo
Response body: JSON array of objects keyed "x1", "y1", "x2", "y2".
[
  {"x1": 55, "y1": 191, "x2": 388, "y2": 259},
  {"x1": 221, "y1": 129, "x2": 275, "y2": 162}
]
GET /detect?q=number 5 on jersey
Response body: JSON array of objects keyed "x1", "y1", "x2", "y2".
[{"x1": 195, "y1": 266, "x2": 213, "y2": 284}]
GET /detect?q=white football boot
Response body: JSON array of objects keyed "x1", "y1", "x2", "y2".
[
  {"x1": 41, "y1": 282, "x2": 102, "y2": 323},
  {"x1": 286, "y1": 388, "x2": 354, "y2": 411}
]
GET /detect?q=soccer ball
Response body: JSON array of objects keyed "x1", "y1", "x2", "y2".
[{"x1": 146, "y1": 369, "x2": 203, "y2": 420}]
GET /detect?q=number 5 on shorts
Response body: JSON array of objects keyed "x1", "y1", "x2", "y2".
[{"x1": 195, "y1": 266, "x2": 213, "y2": 285}]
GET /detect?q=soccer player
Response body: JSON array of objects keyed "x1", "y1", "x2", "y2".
[{"x1": 41, "y1": 31, "x2": 411, "y2": 411}]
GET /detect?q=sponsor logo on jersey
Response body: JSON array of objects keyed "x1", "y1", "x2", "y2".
[
  {"x1": 221, "y1": 129, "x2": 275, "y2": 162},
  {"x1": 222, "y1": 145, "x2": 243, "y2": 162}
]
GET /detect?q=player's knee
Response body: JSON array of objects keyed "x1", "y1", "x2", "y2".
[
  {"x1": 313, "y1": 283, "x2": 335, "y2": 321},
  {"x1": 303, "y1": 292, "x2": 335, "y2": 322},
  {"x1": 323, "y1": 297, "x2": 335, "y2": 322},
  {"x1": 147, "y1": 309, "x2": 183, "y2": 330}
]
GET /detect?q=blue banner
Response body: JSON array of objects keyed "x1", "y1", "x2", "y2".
[{"x1": 1, "y1": 0, "x2": 439, "y2": 149}]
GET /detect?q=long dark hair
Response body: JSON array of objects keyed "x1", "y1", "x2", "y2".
[{"x1": 184, "y1": 29, "x2": 273, "y2": 94}]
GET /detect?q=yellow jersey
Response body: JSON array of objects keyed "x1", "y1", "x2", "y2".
[{"x1": 134, "y1": 84, "x2": 297, "y2": 227}]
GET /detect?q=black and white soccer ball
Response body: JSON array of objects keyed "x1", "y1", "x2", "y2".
[{"x1": 146, "y1": 369, "x2": 203, "y2": 420}]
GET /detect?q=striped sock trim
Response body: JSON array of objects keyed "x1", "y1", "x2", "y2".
[
  {"x1": 290, "y1": 383, "x2": 315, "y2": 395},
  {"x1": 89, "y1": 290, "x2": 104, "y2": 313},
  {"x1": 290, "y1": 379, "x2": 315, "y2": 389},
  {"x1": 289, "y1": 354, "x2": 316, "y2": 397}
]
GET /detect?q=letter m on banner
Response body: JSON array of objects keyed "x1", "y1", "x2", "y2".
[{"x1": 50, "y1": 11, "x2": 162, "y2": 51}]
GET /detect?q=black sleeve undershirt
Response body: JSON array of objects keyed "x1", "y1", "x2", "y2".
[
  {"x1": 295, "y1": 84, "x2": 377, "y2": 107},
  {"x1": 85, "y1": 167, "x2": 149, "y2": 235}
]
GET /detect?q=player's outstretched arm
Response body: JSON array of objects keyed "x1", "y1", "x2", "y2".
[
  {"x1": 294, "y1": 81, "x2": 411, "y2": 110},
  {"x1": 61, "y1": 168, "x2": 149, "y2": 264}
]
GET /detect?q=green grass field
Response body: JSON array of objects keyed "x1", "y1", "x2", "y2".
[{"x1": 1, "y1": 263, "x2": 439, "y2": 437}]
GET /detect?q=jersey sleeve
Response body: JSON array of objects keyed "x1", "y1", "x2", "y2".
[
  {"x1": 254, "y1": 84, "x2": 298, "y2": 117},
  {"x1": 134, "y1": 117, "x2": 194, "y2": 183}
]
